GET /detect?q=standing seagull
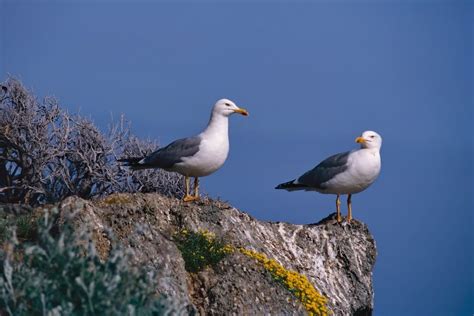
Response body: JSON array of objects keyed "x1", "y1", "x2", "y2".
[
  {"x1": 275, "y1": 131, "x2": 382, "y2": 223},
  {"x1": 119, "y1": 99, "x2": 248, "y2": 202}
]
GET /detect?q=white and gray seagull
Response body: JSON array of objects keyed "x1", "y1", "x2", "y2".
[
  {"x1": 276, "y1": 131, "x2": 382, "y2": 223},
  {"x1": 119, "y1": 99, "x2": 248, "y2": 202}
]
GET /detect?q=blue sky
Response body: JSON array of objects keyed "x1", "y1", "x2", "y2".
[{"x1": 1, "y1": 1, "x2": 472, "y2": 314}]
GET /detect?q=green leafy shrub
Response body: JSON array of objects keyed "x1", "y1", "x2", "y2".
[
  {"x1": 0, "y1": 208, "x2": 177, "y2": 315},
  {"x1": 0, "y1": 213, "x2": 35, "y2": 244},
  {"x1": 11, "y1": 214, "x2": 35, "y2": 242},
  {"x1": 173, "y1": 229, "x2": 233, "y2": 273}
]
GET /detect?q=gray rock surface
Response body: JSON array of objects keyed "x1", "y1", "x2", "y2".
[{"x1": 52, "y1": 193, "x2": 376, "y2": 315}]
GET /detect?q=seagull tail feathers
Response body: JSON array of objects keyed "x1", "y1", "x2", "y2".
[
  {"x1": 275, "y1": 180, "x2": 306, "y2": 191},
  {"x1": 117, "y1": 157, "x2": 149, "y2": 170}
]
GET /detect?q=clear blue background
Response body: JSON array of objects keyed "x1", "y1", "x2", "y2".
[{"x1": 1, "y1": 1, "x2": 472, "y2": 315}]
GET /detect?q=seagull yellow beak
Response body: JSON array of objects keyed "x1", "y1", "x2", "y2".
[
  {"x1": 355, "y1": 137, "x2": 366, "y2": 144},
  {"x1": 233, "y1": 108, "x2": 249, "y2": 116}
]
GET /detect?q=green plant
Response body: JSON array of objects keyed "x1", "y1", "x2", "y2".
[
  {"x1": 173, "y1": 229, "x2": 233, "y2": 273},
  {"x1": 0, "y1": 208, "x2": 178, "y2": 315},
  {"x1": 13, "y1": 214, "x2": 35, "y2": 241},
  {"x1": 0, "y1": 217, "x2": 8, "y2": 242},
  {"x1": 0, "y1": 214, "x2": 35, "y2": 244}
]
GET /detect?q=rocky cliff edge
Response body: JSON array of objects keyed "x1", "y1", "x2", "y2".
[{"x1": 51, "y1": 193, "x2": 376, "y2": 315}]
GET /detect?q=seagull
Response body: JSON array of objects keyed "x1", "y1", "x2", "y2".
[
  {"x1": 275, "y1": 131, "x2": 382, "y2": 223},
  {"x1": 119, "y1": 99, "x2": 248, "y2": 202}
]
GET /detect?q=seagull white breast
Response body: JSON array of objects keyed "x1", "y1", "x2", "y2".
[{"x1": 322, "y1": 149, "x2": 381, "y2": 194}]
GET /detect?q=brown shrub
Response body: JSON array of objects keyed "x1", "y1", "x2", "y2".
[{"x1": 0, "y1": 77, "x2": 183, "y2": 206}]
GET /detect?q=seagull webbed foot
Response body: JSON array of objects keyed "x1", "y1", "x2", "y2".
[{"x1": 183, "y1": 195, "x2": 200, "y2": 202}]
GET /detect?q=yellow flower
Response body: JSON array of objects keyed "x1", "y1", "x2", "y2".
[{"x1": 239, "y1": 248, "x2": 329, "y2": 316}]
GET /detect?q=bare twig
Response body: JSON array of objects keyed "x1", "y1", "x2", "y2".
[{"x1": 0, "y1": 77, "x2": 184, "y2": 206}]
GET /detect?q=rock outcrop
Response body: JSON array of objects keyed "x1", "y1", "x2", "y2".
[{"x1": 52, "y1": 193, "x2": 376, "y2": 315}]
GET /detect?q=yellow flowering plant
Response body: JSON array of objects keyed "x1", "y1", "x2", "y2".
[
  {"x1": 239, "y1": 248, "x2": 329, "y2": 316},
  {"x1": 173, "y1": 229, "x2": 329, "y2": 315}
]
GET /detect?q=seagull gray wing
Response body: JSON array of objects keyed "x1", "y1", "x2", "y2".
[
  {"x1": 297, "y1": 151, "x2": 351, "y2": 189},
  {"x1": 140, "y1": 136, "x2": 201, "y2": 169}
]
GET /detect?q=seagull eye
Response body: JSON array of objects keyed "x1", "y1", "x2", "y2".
[
  {"x1": 370, "y1": 135, "x2": 375, "y2": 138},
  {"x1": 224, "y1": 103, "x2": 231, "y2": 107}
]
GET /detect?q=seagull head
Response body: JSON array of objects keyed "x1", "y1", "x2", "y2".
[
  {"x1": 355, "y1": 131, "x2": 382, "y2": 150},
  {"x1": 213, "y1": 99, "x2": 249, "y2": 117}
]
